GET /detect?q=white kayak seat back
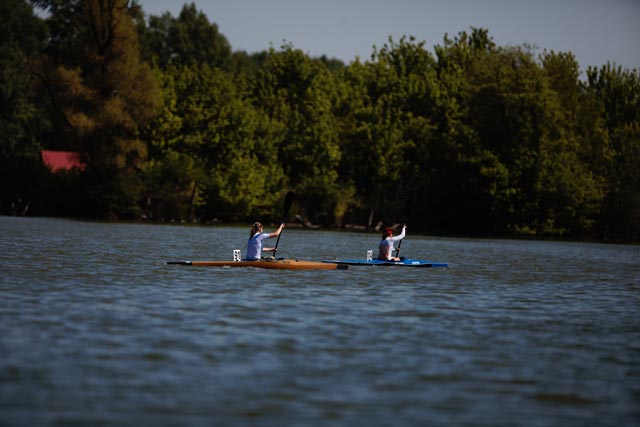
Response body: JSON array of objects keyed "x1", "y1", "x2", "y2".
[
  {"x1": 233, "y1": 249, "x2": 241, "y2": 262},
  {"x1": 366, "y1": 250, "x2": 373, "y2": 261}
]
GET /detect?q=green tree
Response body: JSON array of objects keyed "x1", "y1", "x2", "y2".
[
  {"x1": 338, "y1": 36, "x2": 440, "y2": 228},
  {"x1": 138, "y1": 11, "x2": 174, "y2": 66},
  {"x1": 253, "y1": 45, "x2": 344, "y2": 225},
  {"x1": 586, "y1": 64, "x2": 640, "y2": 240},
  {"x1": 425, "y1": 29, "x2": 495, "y2": 233},
  {"x1": 146, "y1": 63, "x2": 284, "y2": 222},
  {"x1": 424, "y1": 29, "x2": 605, "y2": 236},
  {"x1": 0, "y1": 0, "x2": 49, "y2": 214},
  {"x1": 541, "y1": 50, "x2": 606, "y2": 235},
  {"x1": 138, "y1": 2, "x2": 231, "y2": 69},
  {"x1": 34, "y1": 0, "x2": 161, "y2": 218}
]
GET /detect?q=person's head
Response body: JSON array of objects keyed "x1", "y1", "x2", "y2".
[
  {"x1": 250, "y1": 222, "x2": 263, "y2": 237},
  {"x1": 382, "y1": 227, "x2": 393, "y2": 239}
]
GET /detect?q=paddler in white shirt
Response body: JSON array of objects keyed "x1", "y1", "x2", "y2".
[
  {"x1": 377, "y1": 225, "x2": 406, "y2": 261},
  {"x1": 245, "y1": 221, "x2": 285, "y2": 260}
]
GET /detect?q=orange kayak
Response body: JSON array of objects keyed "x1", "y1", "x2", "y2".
[{"x1": 167, "y1": 259, "x2": 348, "y2": 270}]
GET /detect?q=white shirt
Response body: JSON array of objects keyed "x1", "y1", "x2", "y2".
[
  {"x1": 246, "y1": 233, "x2": 271, "y2": 260},
  {"x1": 378, "y1": 227, "x2": 405, "y2": 260}
]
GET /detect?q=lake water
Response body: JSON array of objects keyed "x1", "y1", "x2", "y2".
[{"x1": 1, "y1": 216, "x2": 638, "y2": 427}]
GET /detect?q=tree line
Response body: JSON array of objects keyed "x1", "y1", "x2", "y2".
[{"x1": 1, "y1": 0, "x2": 638, "y2": 241}]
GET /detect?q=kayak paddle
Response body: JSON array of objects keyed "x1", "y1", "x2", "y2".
[
  {"x1": 395, "y1": 223, "x2": 406, "y2": 258},
  {"x1": 395, "y1": 196, "x2": 412, "y2": 258},
  {"x1": 273, "y1": 191, "x2": 294, "y2": 256}
]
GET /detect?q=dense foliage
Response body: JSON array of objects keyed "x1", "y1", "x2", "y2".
[{"x1": 2, "y1": 0, "x2": 639, "y2": 240}]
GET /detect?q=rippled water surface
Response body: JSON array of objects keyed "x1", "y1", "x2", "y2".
[{"x1": 1, "y1": 216, "x2": 638, "y2": 426}]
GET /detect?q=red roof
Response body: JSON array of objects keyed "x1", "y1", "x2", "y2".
[{"x1": 41, "y1": 150, "x2": 86, "y2": 172}]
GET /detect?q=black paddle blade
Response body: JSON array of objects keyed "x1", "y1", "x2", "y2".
[
  {"x1": 273, "y1": 191, "x2": 294, "y2": 255},
  {"x1": 283, "y1": 191, "x2": 295, "y2": 220}
]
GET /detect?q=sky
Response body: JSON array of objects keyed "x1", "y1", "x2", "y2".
[{"x1": 135, "y1": 0, "x2": 640, "y2": 72}]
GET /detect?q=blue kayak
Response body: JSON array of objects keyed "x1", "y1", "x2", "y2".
[{"x1": 322, "y1": 258, "x2": 448, "y2": 268}]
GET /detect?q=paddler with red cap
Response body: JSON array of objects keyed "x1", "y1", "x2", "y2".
[{"x1": 377, "y1": 225, "x2": 406, "y2": 261}]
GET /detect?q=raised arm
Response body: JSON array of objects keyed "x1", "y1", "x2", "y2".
[
  {"x1": 269, "y1": 223, "x2": 285, "y2": 238},
  {"x1": 390, "y1": 226, "x2": 406, "y2": 241}
]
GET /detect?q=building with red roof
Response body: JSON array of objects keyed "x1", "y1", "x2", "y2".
[{"x1": 41, "y1": 150, "x2": 86, "y2": 172}]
